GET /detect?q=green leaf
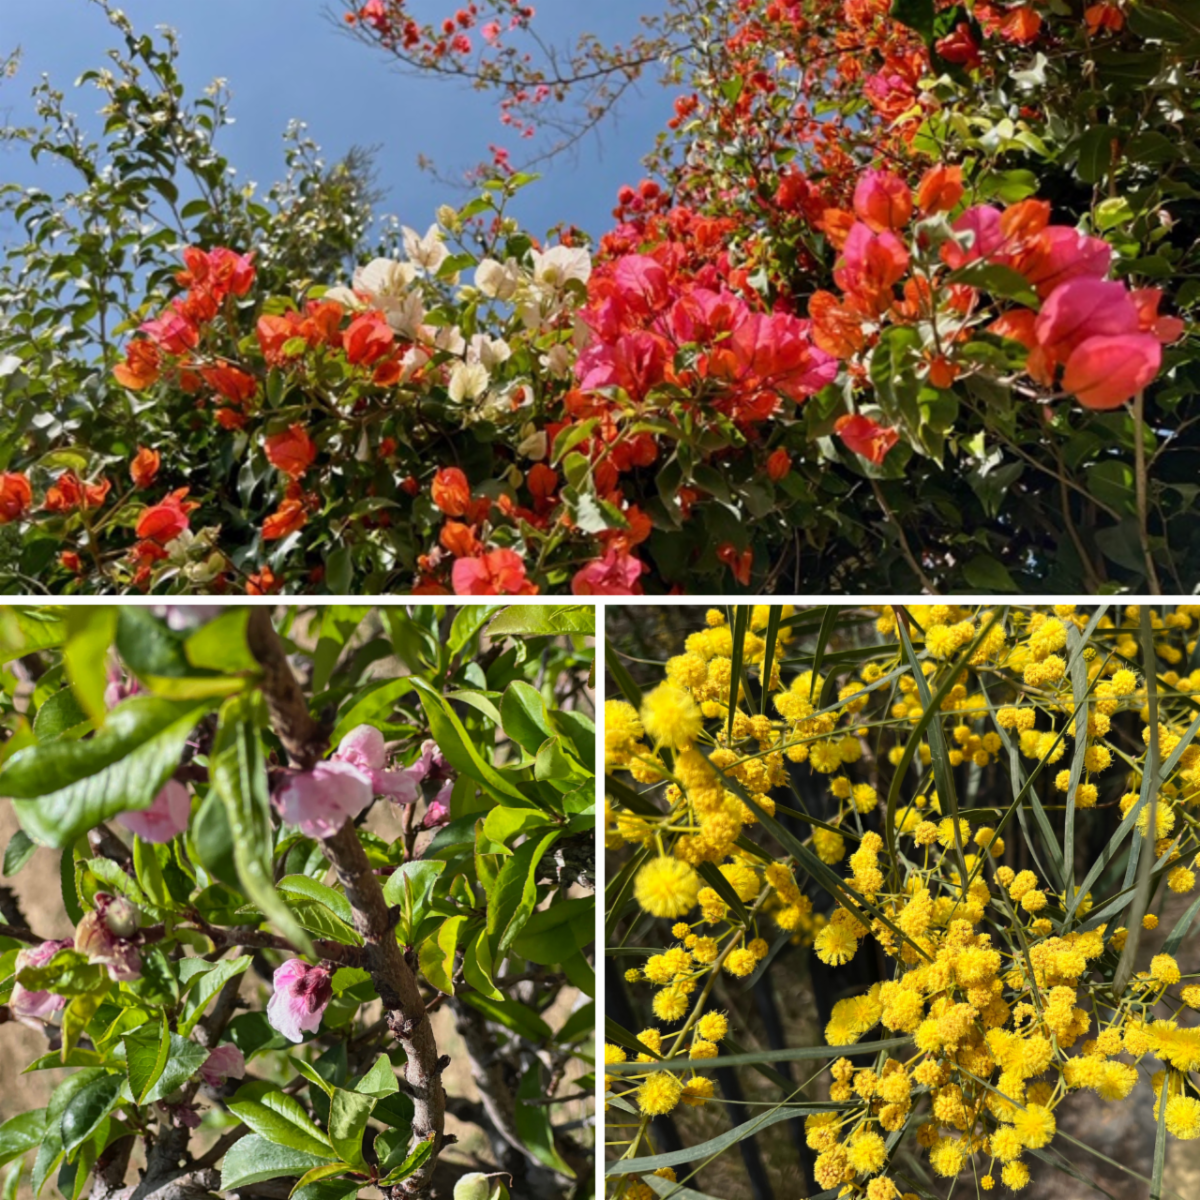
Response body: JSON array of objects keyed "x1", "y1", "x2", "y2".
[
  {"x1": 327, "y1": 1090, "x2": 373, "y2": 1169},
  {"x1": 32, "y1": 690, "x2": 92, "y2": 743},
  {"x1": 133, "y1": 839, "x2": 170, "y2": 911},
  {"x1": 125, "y1": 1011, "x2": 170, "y2": 1105},
  {"x1": 116, "y1": 609, "x2": 247, "y2": 700},
  {"x1": 379, "y1": 1137, "x2": 435, "y2": 1186},
  {"x1": 178, "y1": 956, "x2": 251, "y2": 1036},
  {"x1": 140, "y1": 1033, "x2": 209, "y2": 1104},
  {"x1": 59, "y1": 1074, "x2": 121, "y2": 1160},
  {"x1": 514, "y1": 1062, "x2": 574, "y2": 1176},
  {"x1": 486, "y1": 830, "x2": 560, "y2": 957},
  {"x1": 511, "y1": 896, "x2": 593, "y2": 966},
  {"x1": 185, "y1": 610, "x2": 259, "y2": 675},
  {"x1": 486, "y1": 606, "x2": 593, "y2": 638},
  {"x1": 500, "y1": 681, "x2": 554, "y2": 756},
  {"x1": 219, "y1": 1135, "x2": 335, "y2": 1191},
  {"x1": 212, "y1": 697, "x2": 313, "y2": 958},
  {"x1": 289, "y1": 1162, "x2": 355, "y2": 1198},
  {"x1": 355, "y1": 1055, "x2": 399, "y2": 1099},
  {"x1": 2, "y1": 697, "x2": 210, "y2": 848},
  {"x1": 2, "y1": 830, "x2": 35, "y2": 877},
  {"x1": 312, "y1": 607, "x2": 371, "y2": 695},
  {"x1": 277, "y1": 876, "x2": 353, "y2": 925},
  {"x1": 961, "y1": 555, "x2": 1018, "y2": 592},
  {"x1": 460, "y1": 993, "x2": 551, "y2": 1042},
  {"x1": 0, "y1": 1110, "x2": 46, "y2": 1170},
  {"x1": 64, "y1": 609, "x2": 118, "y2": 725},
  {"x1": 418, "y1": 914, "x2": 465, "y2": 994},
  {"x1": 228, "y1": 1091, "x2": 334, "y2": 1158},
  {"x1": 890, "y1": 0, "x2": 933, "y2": 41}
]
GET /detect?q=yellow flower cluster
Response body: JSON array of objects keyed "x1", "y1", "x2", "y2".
[{"x1": 606, "y1": 605, "x2": 1200, "y2": 1197}]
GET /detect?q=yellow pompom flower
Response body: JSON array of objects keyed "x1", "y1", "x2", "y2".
[
  {"x1": 636, "y1": 1072, "x2": 684, "y2": 1116},
  {"x1": 1166, "y1": 1096, "x2": 1200, "y2": 1140},
  {"x1": 640, "y1": 684, "x2": 704, "y2": 749},
  {"x1": 634, "y1": 857, "x2": 701, "y2": 919},
  {"x1": 815, "y1": 922, "x2": 858, "y2": 966},
  {"x1": 680, "y1": 1075, "x2": 715, "y2": 1106},
  {"x1": 1012, "y1": 1104, "x2": 1055, "y2": 1149},
  {"x1": 848, "y1": 1131, "x2": 887, "y2": 1175},
  {"x1": 1151, "y1": 954, "x2": 1182, "y2": 986},
  {"x1": 697, "y1": 1011, "x2": 728, "y2": 1041},
  {"x1": 724, "y1": 947, "x2": 758, "y2": 977},
  {"x1": 1001, "y1": 1161, "x2": 1030, "y2": 1190}
]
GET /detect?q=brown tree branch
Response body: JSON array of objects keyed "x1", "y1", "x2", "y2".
[{"x1": 246, "y1": 610, "x2": 446, "y2": 1197}]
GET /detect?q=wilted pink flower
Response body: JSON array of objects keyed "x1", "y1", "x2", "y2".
[
  {"x1": 1062, "y1": 334, "x2": 1162, "y2": 410},
  {"x1": 266, "y1": 959, "x2": 332, "y2": 1043},
  {"x1": 199, "y1": 1043, "x2": 246, "y2": 1087},
  {"x1": 422, "y1": 780, "x2": 455, "y2": 829},
  {"x1": 117, "y1": 779, "x2": 191, "y2": 843},
  {"x1": 10, "y1": 938, "x2": 72, "y2": 1028},
  {"x1": 572, "y1": 549, "x2": 646, "y2": 595},
  {"x1": 274, "y1": 759, "x2": 374, "y2": 838},
  {"x1": 76, "y1": 895, "x2": 142, "y2": 981},
  {"x1": 333, "y1": 725, "x2": 420, "y2": 804},
  {"x1": 104, "y1": 663, "x2": 142, "y2": 710}
]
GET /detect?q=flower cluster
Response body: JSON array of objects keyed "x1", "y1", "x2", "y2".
[{"x1": 606, "y1": 604, "x2": 1200, "y2": 1196}]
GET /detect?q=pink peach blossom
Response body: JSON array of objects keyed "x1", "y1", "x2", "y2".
[
  {"x1": 10, "y1": 938, "x2": 72, "y2": 1028},
  {"x1": 266, "y1": 959, "x2": 332, "y2": 1043},
  {"x1": 117, "y1": 779, "x2": 191, "y2": 843},
  {"x1": 333, "y1": 725, "x2": 420, "y2": 804},
  {"x1": 199, "y1": 1043, "x2": 246, "y2": 1087},
  {"x1": 274, "y1": 759, "x2": 374, "y2": 839}
]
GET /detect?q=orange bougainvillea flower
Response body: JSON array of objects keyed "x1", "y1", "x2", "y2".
[
  {"x1": 201, "y1": 364, "x2": 258, "y2": 406},
  {"x1": 262, "y1": 498, "x2": 308, "y2": 541},
  {"x1": 915, "y1": 164, "x2": 964, "y2": 215},
  {"x1": 451, "y1": 548, "x2": 537, "y2": 596},
  {"x1": 440, "y1": 520, "x2": 482, "y2": 558},
  {"x1": 264, "y1": 424, "x2": 318, "y2": 480},
  {"x1": 431, "y1": 467, "x2": 471, "y2": 517},
  {"x1": 343, "y1": 311, "x2": 395, "y2": 366},
  {"x1": 60, "y1": 550, "x2": 83, "y2": 574},
  {"x1": 130, "y1": 447, "x2": 161, "y2": 489},
  {"x1": 245, "y1": 566, "x2": 278, "y2": 595},
  {"x1": 766, "y1": 448, "x2": 791, "y2": 481},
  {"x1": 0, "y1": 473, "x2": 33, "y2": 523},
  {"x1": 113, "y1": 339, "x2": 162, "y2": 390},
  {"x1": 808, "y1": 290, "x2": 866, "y2": 358},
  {"x1": 135, "y1": 487, "x2": 197, "y2": 544},
  {"x1": 44, "y1": 472, "x2": 111, "y2": 513},
  {"x1": 1084, "y1": 2, "x2": 1124, "y2": 33},
  {"x1": 852, "y1": 168, "x2": 913, "y2": 233},
  {"x1": 926, "y1": 355, "x2": 960, "y2": 389},
  {"x1": 835, "y1": 413, "x2": 901, "y2": 464}
]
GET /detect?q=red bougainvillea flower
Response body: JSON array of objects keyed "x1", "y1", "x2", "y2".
[
  {"x1": 431, "y1": 467, "x2": 471, "y2": 517},
  {"x1": 130, "y1": 447, "x2": 161, "y2": 489},
  {"x1": 0, "y1": 473, "x2": 32, "y2": 523},
  {"x1": 717, "y1": 543, "x2": 753, "y2": 586},
  {"x1": 1018, "y1": 226, "x2": 1111, "y2": 297},
  {"x1": 60, "y1": 551, "x2": 83, "y2": 573},
  {"x1": 44, "y1": 472, "x2": 111, "y2": 513},
  {"x1": 916, "y1": 164, "x2": 964, "y2": 215},
  {"x1": 136, "y1": 488, "x2": 196, "y2": 544},
  {"x1": 201, "y1": 364, "x2": 258, "y2": 405},
  {"x1": 343, "y1": 311, "x2": 395, "y2": 365},
  {"x1": 1130, "y1": 288, "x2": 1186, "y2": 344},
  {"x1": 852, "y1": 168, "x2": 913, "y2": 232},
  {"x1": 571, "y1": 548, "x2": 646, "y2": 595},
  {"x1": 452, "y1": 548, "x2": 536, "y2": 595},
  {"x1": 263, "y1": 498, "x2": 308, "y2": 541},
  {"x1": 113, "y1": 339, "x2": 161, "y2": 390},
  {"x1": 935, "y1": 21, "x2": 982, "y2": 68},
  {"x1": 1062, "y1": 334, "x2": 1162, "y2": 409},
  {"x1": 256, "y1": 301, "x2": 345, "y2": 366},
  {"x1": 834, "y1": 223, "x2": 910, "y2": 307},
  {"x1": 942, "y1": 205, "x2": 1005, "y2": 269},
  {"x1": 265, "y1": 425, "x2": 318, "y2": 480},
  {"x1": 835, "y1": 413, "x2": 901, "y2": 464},
  {"x1": 1085, "y1": 2, "x2": 1124, "y2": 33},
  {"x1": 176, "y1": 246, "x2": 256, "y2": 299},
  {"x1": 766, "y1": 448, "x2": 791, "y2": 481},
  {"x1": 266, "y1": 959, "x2": 333, "y2": 1043},
  {"x1": 440, "y1": 521, "x2": 482, "y2": 558}
]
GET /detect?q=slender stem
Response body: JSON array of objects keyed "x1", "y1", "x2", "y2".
[
  {"x1": 869, "y1": 477, "x2": 939, "y2": 595},
  {"x1": 1133, "y1": 391, "x2": 1162, "y2": 594}
]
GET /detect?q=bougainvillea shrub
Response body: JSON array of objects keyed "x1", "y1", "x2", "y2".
[
  {"x1": 0, "y1": 603, "x2": 594, "y2": 1200},
  {"x1": 605, "y1": 604, "x2": 1200, "y2": 1197},
  {"x1": 1, "y1": 1, "x2": 1197, "y2": 592}
]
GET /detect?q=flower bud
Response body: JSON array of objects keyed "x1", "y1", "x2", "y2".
[
  {"x1": 10, "y1": 939, "x2": 72, "y2": 1028},
  {"x1": 102, "y1": 895, "x2": 141, "y2": 938}
]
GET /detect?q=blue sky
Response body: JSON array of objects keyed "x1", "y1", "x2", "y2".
[{"x1": 1, "y1": 1, "x2": 674, "y2": 245}]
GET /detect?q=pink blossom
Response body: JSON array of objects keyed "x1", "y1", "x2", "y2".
[
  {"x1": 333, "y1": 725, "x2": 420, "y2": 804},
  {"x1": 665, "y1": 287, "x2": 750, "y2": 346},
  {"x1": 104, "y1": 663, "x2": 141, "y2": 710},
  {"x1": 10, "y1": 938, "x2": 72, "y2": 1028},
  {"x1": 408, "y1": 739, "x2": 450, "y2": 784},
  {"x1": 117, "y1": 779, "x2": 191, "y2": 843},
  {"x1": 575, "y1": 331, "x2": 669, "y2": 401},
  {"x1": 852, "y1": 168, "x2": 913, "y2": 232},
  {"x1": 421, "y1": 780, "x2": 455, "y2": 829},
  {"x1": 199, "y1": 1043, "x2": 246, "y2": 1087},
  {"x1": 572, "y1": 549, "x2": 647, "y2": 595},
  {"x1": 941, "y1": 205, "x2": 1005, "y2": 269},
  {"x1": 1131, "y1": 288, "x2": 1186, "y2": 344},
  {"x1": 724, "y1": 313, "x2": 839, "y2": 404},
  {"x1": 274, "y1": 759, "x2": 374, "y2": 839},
  {"x1": 140, "y1": 304, "x2": 199, "y2": 355},
  {"x1": 1021, "y1": 226, "x2": 1111, "y2": 297},
  {"x1": 1062, "y1": 334, "x2": 1162, "y2": 410},
  {"x1": 611, "y1": 255, "x2": 673, "y2": 318},
  {"x1": 1034, "y1": 278, "x2": 1139, "y2": 364},
  {"x1": 266, "y1": 959, "x2": 332, "y2": 1043},
  {"x1": 834, "y1": 223, "x2": 910, "y2": 297}
]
